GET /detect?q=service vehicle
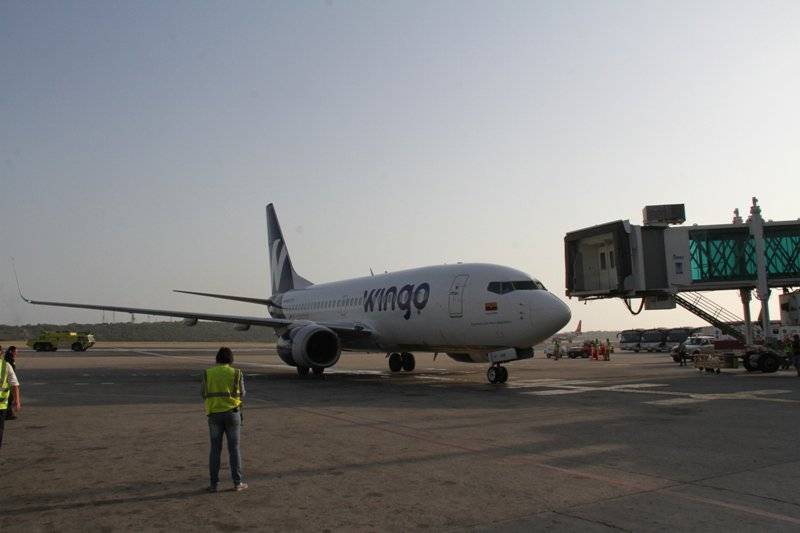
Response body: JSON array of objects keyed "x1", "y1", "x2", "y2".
[
  {"x1": 664, "y1": 327, "x2": 698, "y2": 351},
  {"x1": 26, "y1": 331, "x2": 96, "y2": 352},
  {"x1": 681, "y1": 335, "x2": 716, "y2": 358},
  {"x1": 618, "y1": 329, "x2": 644, "y2": 352},
  {"x1": 640, "y1": 328, "x2": 669, "y2": 352},
  {"x1": 566, "y1": 342, "x2": 591, "y2": 359}
]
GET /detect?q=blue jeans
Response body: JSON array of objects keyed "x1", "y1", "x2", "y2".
[{"x1": 208, "y1": 410, "x2": 243, "y2": 485}]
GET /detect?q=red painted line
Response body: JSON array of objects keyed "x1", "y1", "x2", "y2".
[
  {"x1": 259, "y1": 401, "x2": 800, "y2": 525},
  {"x1": 666, "y1": 490, "x2": 800, "y2": 526}
]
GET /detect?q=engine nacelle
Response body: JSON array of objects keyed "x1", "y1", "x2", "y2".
[{"x1": 277, "y1": 324, "x2": 341, "y2": 368}]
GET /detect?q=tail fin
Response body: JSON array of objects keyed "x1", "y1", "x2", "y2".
[
  {"x1": 574, "y1": 320, "x2": 582, "y2": 334},
  {"x1": 266, "y1": 204, "x2": 313, "y2": 295}
]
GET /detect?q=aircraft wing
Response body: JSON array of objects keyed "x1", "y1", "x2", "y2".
[{"x1": 21, "y1": 297, "x2": 372, "y2": 338}]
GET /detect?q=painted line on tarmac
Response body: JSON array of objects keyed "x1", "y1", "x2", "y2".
[
  {"x1": 130, "y1": 349, "x2": 386, "y2": 376},
  {"x1": 645, "y1": 389, "x2": 798, "y2": 406},
  {"x1": 665, "y1": 490, "x2": 800, "y2": 526},
  {"x1": 256, "y1": 398, "x2": 800, "y2": 526},
  {"x1": 244, "y1": 393, "x2": 656, "y2": 492},
  {"x1": 514, "y1": 380, "x2": 799, "y2": 406},
  {"x1": 131, "y1": 349, "x2": 287, "y2": 369}
]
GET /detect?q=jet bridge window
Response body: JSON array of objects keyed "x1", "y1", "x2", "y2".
[{"x1": 487, "y1": 280, "x2": 545, "y2": 294}]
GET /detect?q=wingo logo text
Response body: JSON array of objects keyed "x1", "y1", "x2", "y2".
[{"x1": 363, "y1": 283, "x2": 430, "y2": 320}]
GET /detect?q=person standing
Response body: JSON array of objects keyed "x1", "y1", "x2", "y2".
[
  {"x1": 202, "y1": 347, "x2": 247, "y2": 492},
  {"x1": 4, "y1": 346, "x2": 18, "y2": 420},
  {"x1": 0, "y1": 350, "x2": 22, "y2": 449},
  {"x1": 792, "y1": 334, "x2": 800, "y2": 377}
]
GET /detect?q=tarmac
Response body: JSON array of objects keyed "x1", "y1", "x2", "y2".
[{"x1": 3, "y1": 344, "x2": 800, "y2": 532}]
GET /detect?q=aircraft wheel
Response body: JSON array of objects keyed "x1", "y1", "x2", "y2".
[
  {"x1": 388, "y1": 353, "x2": 402, "y2": 372},
  {"x1": 296, "y1": 366, "x2": 310, "y2": 377},
  {"x1": 487, "y1": 366, "x2": 499, "y2": 384},
  {"x1": 312, "y1": 366, "x2": 325, "y2": 376},
  {"x1": 400, "y1": 352, "x2": 415, "y2": 372},
  {"x1": 498, "y1": 366, "x2": 509, "y2": 383},
  {"x1": 760, "y1": 354, "x2": 779, "y2": 373}
]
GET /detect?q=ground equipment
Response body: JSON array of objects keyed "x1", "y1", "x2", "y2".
[{"x1": 27, "y1": 331, "x2": 96, "y2": 352}]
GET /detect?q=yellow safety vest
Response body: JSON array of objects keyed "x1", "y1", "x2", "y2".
[
  {"x1": 0, "y1": 360, "x2": 10, "y2": 411},
  {"x1": 202, "y1": 364, "x2": 243, "y2": 415}
]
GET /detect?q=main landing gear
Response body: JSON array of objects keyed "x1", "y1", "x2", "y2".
[
  {"x1": 388, "y1": 352, "x2": 415, "y2": 372},
  {"x1": 487, "y1": 364, "x2": 508, "y2": 384}
]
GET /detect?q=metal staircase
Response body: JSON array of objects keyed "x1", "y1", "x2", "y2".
[{"x1": 674, "y1": 292, "x2": 748, "y2": 342}]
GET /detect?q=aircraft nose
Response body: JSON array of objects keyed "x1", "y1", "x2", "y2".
[{"x1": 531, "y1": 292, "x2": 571, "y2": 335}]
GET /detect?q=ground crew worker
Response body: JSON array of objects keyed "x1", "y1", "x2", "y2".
[
  {"x1": 792, "y1": 334, "x2": 800, "y2": 377},
  {"x1": 4, "y1": 346, "x2": 18, "y2": 420},
  {"x1": 676, "y1": 341, "x2": 688, "y2": 367},
  {"x1": 202, "y1": 347, "x2": 247, "y2": 492},
  {"x1": 782, "y1": 336, "x2": 792, "y2": 370},
  {"x1": 0, "y1": 350, "x2": 22, "y2": 449},
  {"x1": 553, "y1": 339, "x2": 561, "y2": 360}
]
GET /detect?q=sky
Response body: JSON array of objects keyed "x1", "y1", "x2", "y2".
[{"x1": 1, "y1": 1, "x2": 799, "y2": 330}]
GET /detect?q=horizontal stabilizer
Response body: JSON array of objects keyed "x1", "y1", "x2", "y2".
[{"x1": 173, "y1": 289, "x2": 279, "y2": 307}]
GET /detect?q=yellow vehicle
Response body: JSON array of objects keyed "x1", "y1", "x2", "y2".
[{"x1": 26, "y1": 331, "x2": 96, "y2": 352}]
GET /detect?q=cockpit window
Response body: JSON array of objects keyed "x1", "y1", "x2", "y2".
[{"x1": 487, "y1": 280, "x2": 546, "y2": 294}]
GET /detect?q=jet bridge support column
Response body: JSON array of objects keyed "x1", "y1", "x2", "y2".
[
  {"x1": 748, "y1": 198, "x2": 772, "y2": 342},
  {"x1": 740, "y1": 288, "x2": 754, "y2": 345}
]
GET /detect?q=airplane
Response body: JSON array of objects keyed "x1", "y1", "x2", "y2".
[
  {"x1": 551, "y1": 320, "x2": 582, "y2": 343},
  {"x1": 17, "y1": 204, "x2": 571, "y2": 384}
]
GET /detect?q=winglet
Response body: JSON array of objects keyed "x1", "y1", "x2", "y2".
[{"x1": 11, "y1": 257, "x2": 31, "y2": 303}]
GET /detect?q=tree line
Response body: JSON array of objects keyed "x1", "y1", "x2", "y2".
[{"x1": 0, "y1": 321, "x2": 278, "y2": 342}]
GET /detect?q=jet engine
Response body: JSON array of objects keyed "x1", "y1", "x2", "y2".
[{"x1": 277, "y1": 324, "x2": 341, "y2": 368}]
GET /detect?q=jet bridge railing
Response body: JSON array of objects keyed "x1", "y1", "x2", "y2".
[
  {"x1": 677, "y1": 292, "x2": 743, "y2": 324},
  {"x1": 674, "y1": 293, "x2": 747, "y2": 342}
]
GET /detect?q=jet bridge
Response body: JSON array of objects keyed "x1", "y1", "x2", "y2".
[{"x1": 564, "y1": 199, "x2": 800, "y2": 344}]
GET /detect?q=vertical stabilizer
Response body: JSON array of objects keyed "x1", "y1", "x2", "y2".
[{"x1": 266, "y1": 204, "x2": 313, "y2": 295}]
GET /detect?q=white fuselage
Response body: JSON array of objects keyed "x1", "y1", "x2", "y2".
[{"x1": 272, "y1": 263, "x2": 571, "y2": 361}]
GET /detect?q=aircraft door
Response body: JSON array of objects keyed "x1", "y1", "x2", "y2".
[{"x1": 448, "y1": 275, "x2": 469, "y2": 318}]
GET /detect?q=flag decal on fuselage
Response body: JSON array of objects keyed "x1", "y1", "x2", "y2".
[{"x1": 485, "y1": 302, "x2": 498, "y2": 312}]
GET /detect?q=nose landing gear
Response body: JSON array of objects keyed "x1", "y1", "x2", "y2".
[{"x1": 487, "y1": 364, "x2": 508, "y2": 384}]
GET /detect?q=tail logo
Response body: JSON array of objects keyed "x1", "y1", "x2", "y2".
[{"x1": 270, "y1": 239, "x2": 289, "y2": 292}]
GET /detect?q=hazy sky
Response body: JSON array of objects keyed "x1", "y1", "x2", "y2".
[{"x1": 2, "y1": 1, "x2": 799, "y2": 330}]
